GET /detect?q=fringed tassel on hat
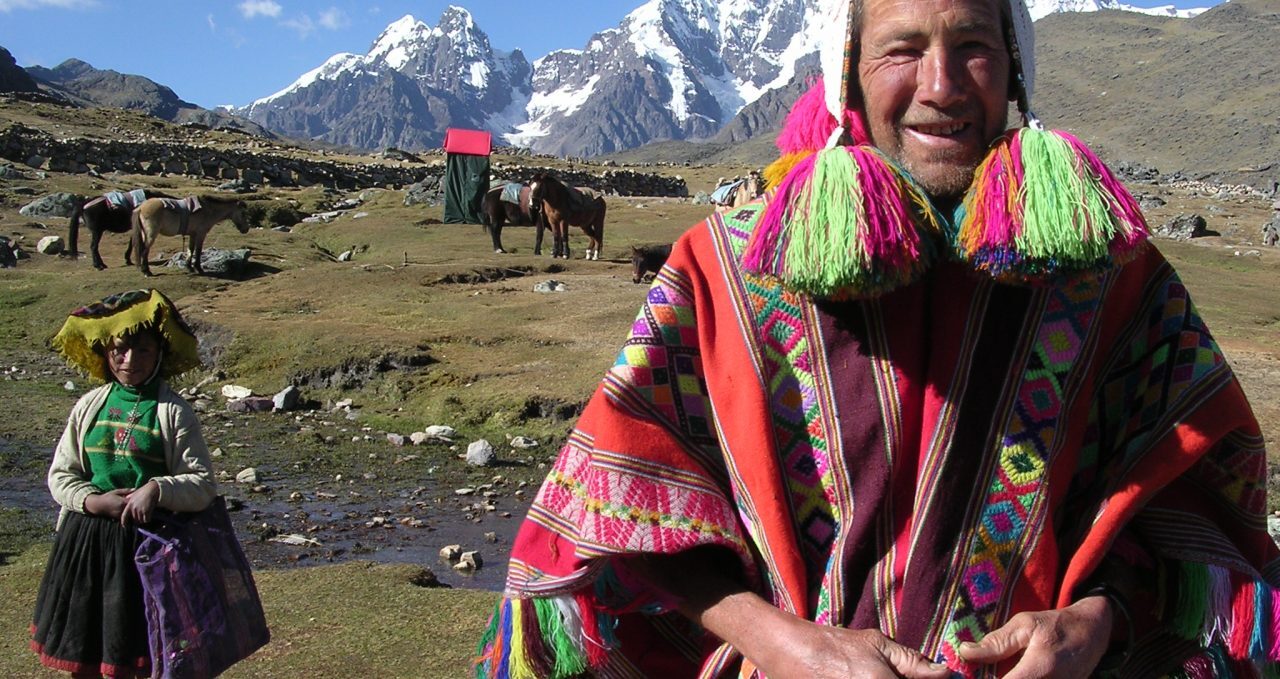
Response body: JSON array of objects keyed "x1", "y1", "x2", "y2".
[
  {"x1": 743, "y1": 145, "x2": 941, "y2": 298},
  {"x1": 764, "y1": 77, "x2": 869, "y2": 193},
  {"x1": 1168, "y1": 561, "x2": 1280, "y2": 676},
  {"x1": 475, "y1": 594, "x2": 612, "y2": 679},
  {"x1": 955, "y1": 125, "x2": 1149, "y2": 282}
]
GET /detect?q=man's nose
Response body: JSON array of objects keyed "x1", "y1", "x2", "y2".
[{"x1": 918, "y1": 49, "x2": 965, "y2": 108}]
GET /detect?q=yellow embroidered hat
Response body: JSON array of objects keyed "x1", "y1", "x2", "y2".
[{"x1": 52, "y1": 289, "x2": 200, "y2": 382}]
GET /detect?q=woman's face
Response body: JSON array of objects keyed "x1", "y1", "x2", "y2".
[{"x1": 105, "y1": 331, "x2": 161, "y2": 386}]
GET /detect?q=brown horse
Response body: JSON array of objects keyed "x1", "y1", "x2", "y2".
[
  {"x1": 481, "y1": 183, "x2": 539, "y2": 253},
  {"x1": 131, "y1": 195, "x2": 250, "y2": 276},
  {"x1": 529, "y1": 173, "x2": 605, "y2": 260},
  {"x1": 630, "y1": 243, "x2": 672, "y2": 284},
  {"x1": 66, "y1": 189, "x2": 173, "y2": 269}
]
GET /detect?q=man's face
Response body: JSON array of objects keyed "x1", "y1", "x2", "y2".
[{"x1": 856, "y1": 0, "x2": 1012, "y2": 200}]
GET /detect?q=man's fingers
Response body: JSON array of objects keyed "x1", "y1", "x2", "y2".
[
  {"x1": 878, "y1": 637, "x2": 952, "y2": 678},
  {"x1": 998, "y1": 645, "x2": 1058, "y2": 679},
  {"x1": 957, "y1": 614, "x2": 1035, "y2": 663}
]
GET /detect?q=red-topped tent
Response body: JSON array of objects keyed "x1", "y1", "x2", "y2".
[{"x1": 443, "y1": 128, "x2": 492, "y2": 224}]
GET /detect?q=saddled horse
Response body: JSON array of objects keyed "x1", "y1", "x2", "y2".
[
  {"x1": 711, "y1": 171, "x2": 763, "y2": 213},
  {"x1": 630, "y1": 243, "x2": 673, "y2": 284},
  {"x1": 480, "y1": 182, "x2": 540, "y2": 253},
  {"x1": 67, "y1": 188, "x2": 173, "y2": 269},
  {"x1": 529, "y1": 173, "x2": 606, "y2": 260},
  {"x1": 131, "y1": 195, "x2": 250, "y2": 276}
]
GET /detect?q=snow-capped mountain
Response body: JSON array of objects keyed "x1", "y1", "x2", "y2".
[
  {"x1": 238, "y1": 7, "x2": 531, "y2": 151},
  {"x1": 1026, "y1": 0, "x2": 1207, "y2": 20},
  {"x1": 240, "y1": 0, "x2": 1211, "y2": 156}
]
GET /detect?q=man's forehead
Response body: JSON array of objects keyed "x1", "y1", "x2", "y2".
[{"x1": 860, "y1": 0, "x2": 1005, "y2": 38}]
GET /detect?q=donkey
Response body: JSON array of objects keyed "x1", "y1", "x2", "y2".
[{"x1": 131, "y1": 195, "x2": 250, "y2": 276}]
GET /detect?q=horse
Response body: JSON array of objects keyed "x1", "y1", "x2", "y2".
[
  {"x1": 480, "y1": 182, "x2": 539, "y2": 253},
  {"x1": 131, "y1": 195, "x2": 250, "y2": 276},
  {"x1": 630, "y1": 243, "x2": 673, "y2": 284},
  {"x1": 711, "y1": 171, "x2": 763, "y2": 213},
  {"x1": 66, "y1": 189, "x2": 173, "y2": 269},
  {"x1": 529, "y1": 173, "x2": 606, "y2": 260}
]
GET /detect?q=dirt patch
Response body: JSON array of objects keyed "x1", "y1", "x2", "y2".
[
  {"x1": 520, "y1": 396, "x2": 583, "y2": 423},
  {"x1": 290, "y1": 352, "x2": 436, "y2": 390},
  {"x1": 428, "y1": 266, "x2": 533, "y2": 285}
]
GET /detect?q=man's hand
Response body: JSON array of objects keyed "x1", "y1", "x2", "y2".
[
  {"x1": 956, "y1": 596, "x2": 1113, "y2": 679},
  {"x1": 757, "y1": 613, "x2": 951, "y2": 679},
  {"x1": 120, "y1": 480, "x2": 160, "y2": 526},
  {"x1": 83, "y1": 489, "x2": 131, "y2": 519}
]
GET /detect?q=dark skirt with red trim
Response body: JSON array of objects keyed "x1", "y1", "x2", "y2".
[{"x1": 30, "y1": 510, "x2": 151, "y2": 678}]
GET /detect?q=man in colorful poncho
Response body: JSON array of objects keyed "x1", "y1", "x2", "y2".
[{"x1": 478, "y1": 0, "x2": 1280, "y2": 676}]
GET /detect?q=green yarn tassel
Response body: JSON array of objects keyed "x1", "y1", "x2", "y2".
[
  {"x1": 533, "y1": 598, "x2": 588, "y2": 677},
  {"x1": 1017, "y1": 128, "x2": 1116, "y2": 265},
  {"x1": 475, "y1": 603, "x2": 503, "y2": 679},
  {"x1": 1173, "y1": 561, "x2": 1211, "y2": 640},
  {"x1": 782, "y1": 146, "x2": 868, "y2": 295}
]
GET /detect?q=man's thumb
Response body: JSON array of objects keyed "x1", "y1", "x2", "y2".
[
  {"x1": 956, "y1": 624, "x2": 1028, "y2": 663},
  {"x1": 881, "y1": 642, "x2": 951, "y2": 678}
]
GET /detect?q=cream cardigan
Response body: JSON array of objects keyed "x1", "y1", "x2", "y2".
[{"x1": 48, "y1": 381, "x2": 218, "y2": 528}]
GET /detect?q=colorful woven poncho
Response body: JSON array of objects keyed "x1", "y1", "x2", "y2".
[{"x1": 479, "y1": 197, "x2": 1279, "y2": 678}]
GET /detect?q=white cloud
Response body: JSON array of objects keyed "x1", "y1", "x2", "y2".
[
  {"x1": 206, "y1": 13, "x2": 216, "y2": 31},
  {"x1": 318, "y1": 6, "x2": 348, "y2": 30},
  {"x1": 0, "y1": 0, "x2": 96, "y2": 12},
  {"x1": 237, "y1": 0, "x2": 281, "y2": 19},
  {"x1": 281, "y1": 14, "x2": 315, "y2": 38}
]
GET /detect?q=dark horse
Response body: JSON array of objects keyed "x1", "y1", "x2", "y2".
[
  {"x1": 67, "y1": 189, "x2": 172, "y2": 269},
  {"x1": 480, "y1": 183, "x2": 539, "y2": 253},
  {"x1": 630, "y1": 243, "x2": 673, "y2": 284},
  {"x1": 529, "y1": 173, "x2": 605, "y2": 260}
]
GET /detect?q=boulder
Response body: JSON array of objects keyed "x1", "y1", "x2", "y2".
[
  {"x1": 337, "y1": 250, "x2": 353, "y2": 262},
  {"x1": 235, "y1": 467, "x2": 259, "y2": 484},
  {"x1": 533, "y1": 280, "x2": 567, "y2": 293},
  {"x1": 439, "y1": 544, "x2": 463, "y2": 561},
  {"x1": 386, "y1": 433, "x2": 407, "y2": 447},
  {"x1": 509, "y1": 436, "x2": 539, "y2": 449},
  {"x1": 166, "y1": 247, "x2": 252, "y2": 275},
  {"x1": 227, "y1": 396, "x2": 274, "y2": 413},
  {"x1": 20, "y1": 192, "x2": 80, "y2": 219},
  {"x1": 424, "y1": 425, "x2": 456, "y2": 439},
  {"x1": 36, "y1": 235, "x2": 64, "y2": 255},
  {"x1": 272, "y1": 385, "x2": 301, "y2": 411},
  {"x1": 1263, "y1": 214, "x2": 1280, "y2": 247},
  {"x1": 216, "y1": 178, "x2": 255, "y2": 193},
  {"x1": 0, "y1": 163, "x2": 23, "y2": 179},
  {"x1": 222, "y1": 384, "x2": 253, "y2": 400},
  {"x1": 1136, "y1": 194, "x2": 1166, "y2": 210},
  {"x1": 466, "y1": 439, "x2": 496, "y2": 467},
  {"x1": 1155, "y1": 213, "x2": 1208, "y2": 241}
]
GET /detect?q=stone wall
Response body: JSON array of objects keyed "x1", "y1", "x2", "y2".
[{"x1": 0, "y1": 123, "x2": 687, "y2": 198}]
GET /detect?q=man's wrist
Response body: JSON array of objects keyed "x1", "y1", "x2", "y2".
[{"x1": 1078, "y1": 583, "x2": 1133, "y2": 672}]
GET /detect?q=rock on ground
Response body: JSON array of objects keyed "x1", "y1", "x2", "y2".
[
  {"x1": 1155, "y1": 213, "x2": 1209, "y2": 241},
  {"x1": 466, "y1": 439, "x2": 496, "y2": 466},
  {"x1": 36, "y1": 235, "x2": 63, "y2": 255},
  {"x1": 273, "y1": 385, "x2": 301, "y2": 411},
  {"x1": 166, "y1": 248, "x2": 252, "y2": 275},
  {"x1": 20, "y1": 192, "x2": 79, "y2": 219}
]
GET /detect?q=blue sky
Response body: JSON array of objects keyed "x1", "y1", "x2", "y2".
[{"x1": 0, "y1": 0, "x2": 1219, "y2": 110}]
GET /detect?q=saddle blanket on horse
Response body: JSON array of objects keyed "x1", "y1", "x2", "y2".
[
  {"x1": 92, "y1": 189, "x2": 150, "y2": 211},
  {"x1": 500, "y1": 183, "x2": 535, "y2": 218},
  {"x1": 563, "y1": 185, "x2": 601, "y2": 214},
  {"x1": 157, "y1": 197, "x2": 202, "y2": 236},
  {"x1": 710, "y1": 179, "x2": 744, "y2": 205}
]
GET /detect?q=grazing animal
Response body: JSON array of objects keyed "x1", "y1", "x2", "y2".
[
  {"x1": 711, "y1": 171, "x2": 763, "y2": 212},
  {"x1": 66, "y1": 189, "x2": 173, "y2": 269},
  {"x1": 480, "y1": 183, "x2": 539, "y2": 253},
  {"x1": 131, "y1": 195, "x2": 250, "y2": 276},
  {"x1": 630, "y1": 243, "x2": 673, "y2": 284},
  {"x1": 529, "y1": 173, "x2": 606, "y2": 260}
]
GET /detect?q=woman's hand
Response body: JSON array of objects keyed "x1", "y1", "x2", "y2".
[
  {"x1": 120, "y1": 480, "x2": 160, "y2": 526},
  {"x1": 956, "y1": 596, "x2": 1113, "y2": 678},
  {"x1": 83, "y1": 489, "x2": 131, "y2": 519}
]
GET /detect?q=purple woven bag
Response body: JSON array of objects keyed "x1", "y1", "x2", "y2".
[{"x1": 134, "y1": 497, "x2": 269, "y2": 679}]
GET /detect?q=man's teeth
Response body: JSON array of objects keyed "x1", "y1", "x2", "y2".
[{"x1": 914, "y1": 122, "x2": 965, "y2": 135}]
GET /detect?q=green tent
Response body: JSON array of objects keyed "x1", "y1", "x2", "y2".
[{"x1": 442, "y1": 128, "x2": 491, "y2": 224}]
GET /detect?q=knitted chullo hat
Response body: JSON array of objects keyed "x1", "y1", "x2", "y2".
[
  {"x1": 746, "y1": 0, "x2": 1149, "y2": 297},
  {"x1": 52, "y1": 289, "x2": 200, "y2": 383}
]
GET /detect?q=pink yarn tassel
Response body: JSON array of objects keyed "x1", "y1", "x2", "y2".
[
  {"x1": 853, "y1": 149, "x2": 921, "y2": 269},
  {"x1": 774, "y1": 77, "x2": 869, "y2": 155},
  {"x1": 1269, "y1": 585, "x2": 1280, "y2": 661},
  {"x1": 1230, "y1": 575, "x2": 1256, "y2": 659},
  {"x1": 744, "y1": 153, "x2": 818, "y2": 273}
]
